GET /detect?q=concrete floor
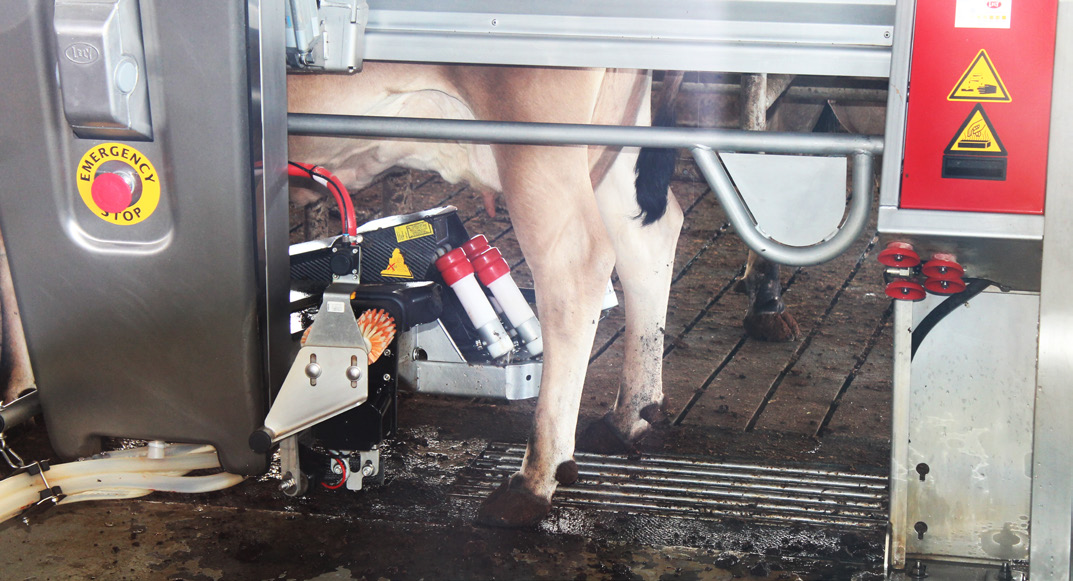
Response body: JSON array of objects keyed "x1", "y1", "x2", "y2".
[{"x1": 0, "y1": 160, "x2": 893, "y2": 580}]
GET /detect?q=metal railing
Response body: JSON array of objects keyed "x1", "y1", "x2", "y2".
[{"x1": 288, "y1": 113, "x2": 883, "y2": 266}]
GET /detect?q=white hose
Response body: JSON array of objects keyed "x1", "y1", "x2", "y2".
[
  {"x1": 0, "y1": 444, "x2": 245, "y2": 524},
  {"x1": 0, "y1": 449, "x2": 222, "y2": 497}
]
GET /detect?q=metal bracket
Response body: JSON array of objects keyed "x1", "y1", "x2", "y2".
[
  {"x1": 345, "y1": 448, "x2": 380, "y2": 491},
  {"x1": 17, "y1": 461, "x2": 65, "y2": 526},
  {"x1": 286, "y1": 0, "x2": 368, "y2": 73},
  {"x1": 252, "y1": 282, "x2": 370, "y2": 451},
  {"x1": 398, "y1": 320, "x2": 542, "y2": 400}
]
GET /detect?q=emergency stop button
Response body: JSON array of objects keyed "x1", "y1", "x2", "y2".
[
  {"x1": 76, "y1": 143, "x2": 160, "y2": 226},
  {"x1": 90, "y1": 172, "x2": 133, "y2": 213}
]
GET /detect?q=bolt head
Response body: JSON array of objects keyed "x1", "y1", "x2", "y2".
[
  {"x1": 346, "y1": 366, "x2": 362, "y2": 381},
  {"x1": 305, "y1": 362, "x2": 323, "y2": 379}
]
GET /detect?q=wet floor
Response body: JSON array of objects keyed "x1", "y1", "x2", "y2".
[{"x1": 1, "y1": 157, "x2": 893, "y2": 580}]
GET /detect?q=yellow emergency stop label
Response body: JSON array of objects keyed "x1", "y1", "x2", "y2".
[{"x1": 76, "y1": 143, "x2": 160, "y2": 225}]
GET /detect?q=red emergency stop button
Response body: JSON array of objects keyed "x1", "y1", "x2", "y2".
[{"x1": 91, "y1": 172, "x2": 133, "y2": 213}]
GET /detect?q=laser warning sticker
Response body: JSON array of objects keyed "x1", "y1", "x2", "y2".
[
  {"x1": 380, "y1": 248, "x2": 414, "y2": 278},
  {"x1": 394, "y1": 220, "x2": 434, "y2": 243},
  {"x1": 948, "y1": 49, "x2": 1011, "y2": 102},
  {"x1": 76, "y1": 143, "x2": 161, "y2": 225},
  {"x1": 943, "y1": 104, "x2": 1008, "y2": 181}
]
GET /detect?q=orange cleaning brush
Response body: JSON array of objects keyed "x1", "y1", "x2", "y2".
[
  {"x1": 357, "y1": 308, "x2": 396, "y2": 365},
  {"x1": 299, "y1": 308, "x2": 397, "y2": 365}
]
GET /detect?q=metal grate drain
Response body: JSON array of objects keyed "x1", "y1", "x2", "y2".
[{"x1": 453, "y1": 442, "x2": 888, "y2": 530}]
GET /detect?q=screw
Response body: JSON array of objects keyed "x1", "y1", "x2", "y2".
[
  {"x1": 383, "y1": 373, "x2": 392, "y2": 382},
  {"x1": 382, "y1": 348, "x2": 392, "y2": 358},
  {"x1": 331, "y1": 461, "x2": 344, "y2": 475},
  {"x1": 279, "y1": 475, "x2": 296, "y2": 491},
  {"x1": 908, "y1": 560, "x2": 927, "y2": 579},
  {"x1": 346, "y1": 366, "x2": 363, "y2": 382},
  {"x1": 361, "y1": 461, "x2": 375, "y2": 477}
]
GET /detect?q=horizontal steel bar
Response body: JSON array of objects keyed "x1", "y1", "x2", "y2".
[
  {"x1": 288, "y1": 113, "x2": 884, "y2": 155},
  {"x1": 364, "y1": 0, "x2": 895, "y2": 76}
]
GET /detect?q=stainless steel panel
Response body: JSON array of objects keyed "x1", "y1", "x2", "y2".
[
  {"x1": 362, "y1": 0, "x2": 895, "y2": 76},
  {"x1": 878, "y1": 207, "x2": 1044, "y2": 291},
  {"x1": 1030, "y1": 0, "x2": 1073, "y2": 576},
  {"x1": 0, "y1": 0, "x2": 271, "y2": 475},
  {"x1": 888, "y1": 299, "x2": 913, "y2": 570},
  {"x1": 721, "y1": 154, "x2": 847, "y2": 247},
  {"x1": 249, "y1": 0, "x2": 295, "y2": 416},
  {"x1": 906, "y1": 290, "x2": 1038, "y2": 563}
]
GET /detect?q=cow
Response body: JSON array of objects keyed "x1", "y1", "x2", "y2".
[{"x1": 288, "y1": 64, "x2": 682, "y2": 527}]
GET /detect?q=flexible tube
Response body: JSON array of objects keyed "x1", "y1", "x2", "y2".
[
  {"x1": 0, "y1": 472, "x2": 244, "y2": 523},
  {"x1": 0, "y1": 449, "x2": 222, "y2": 496},
  {"x1": 0, "y1": 445, "x2": 243, "y2": 524}
]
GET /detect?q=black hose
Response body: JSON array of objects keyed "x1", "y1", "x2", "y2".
[{"x1": 910, "y1": 278, "x2": 995, "y2": 360}]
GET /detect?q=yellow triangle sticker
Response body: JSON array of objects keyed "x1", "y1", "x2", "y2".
[
  {"x1": 945, "y1": 104, "x2": 1007, "y2": 155},
  {"x1": 948, "y1": 49, "x2": 1011, "y2": 103},
  {"x1": 380, "y1": 248, "x2": 413, "y2": 279}
]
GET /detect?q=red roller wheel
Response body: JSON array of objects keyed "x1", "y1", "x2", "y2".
[
  {"x1": 924, "y1": 276, "x2": 967, "y2": 295},
  {"x1": 922, "y1": 257, "x2": 964, "y2": 279},
  {"x1": 878, "y1": 242, "x2": 921, "y2": 268},
  {"x1": 886, "y1": 279, "x2": 926, "y2": 301}
]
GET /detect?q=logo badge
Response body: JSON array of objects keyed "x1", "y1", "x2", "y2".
[{"x1": 64, "y1": 43, "x2": 100, "y2": 65}]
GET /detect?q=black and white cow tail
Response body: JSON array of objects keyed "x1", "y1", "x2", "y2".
[{"x1": 634, "y1": 106, "x2": 677, "y2": 226}]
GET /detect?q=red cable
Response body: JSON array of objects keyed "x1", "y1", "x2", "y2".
[
  {"x1": 288, "y1": 162, "x2": 357, "y2": 237},
  {"x1": 320, "y1": 457, "x2": 348, "y2": 490}
]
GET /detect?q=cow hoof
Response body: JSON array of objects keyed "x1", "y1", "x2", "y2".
[
  {"x1": 639, "y1": 402, "x2": 670, "y2": 426},
  {"x1": 743, "y1": 311, "x2": 800, "y2": 342},
  {"x1": 475, "y1": 475, "x2": 551, "y2": 528},
  {"x1": 576, "y1": 414, "x2": 636, "y2": 455},
  {"x1": 555, "y1": 460, "x2": 579, "y2": 486}
]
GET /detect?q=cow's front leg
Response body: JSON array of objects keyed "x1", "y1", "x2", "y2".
[
  {"x1": 476, "y1": 146, "x2": 614, "y2": 528},
  {"x1": 742, "y1": 251, "x2": 800, "y2": 342}
]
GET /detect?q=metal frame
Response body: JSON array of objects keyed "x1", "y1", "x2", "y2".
[
  {"x1": 288, "y1": 114, "x2": 883, "y2": 266},
  {"x1": 362, "y1": 0, "x2": 895, "y2": 77},
  {"x1": 1030, "y1": 0, "x2": 1073, "y2": 575}
]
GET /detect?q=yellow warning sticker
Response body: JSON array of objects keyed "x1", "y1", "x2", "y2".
[
  {"x1": 380, "y1": 248, "x2": 414, "y2": 279},
  {"x1": 76, "y1": 143, "x2": 161, "y2": 225},
  {"x1": 394, "y1": 220, "x2": 434, "y2": 243},
  {"x1": 944, "y1": 104, "x2": 1007, "y2": 155},
  {"x1": 948, "y1": 49, "x2": 1011, "y2": 102}
]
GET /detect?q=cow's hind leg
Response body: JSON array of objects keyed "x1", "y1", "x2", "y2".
[
  {"x1": 742, "y1": 252, "x2": 800, "y2": 342},
  {"x1": 476, "y1": 145, "x2": 614, "y2": 528},
  {"x1": 576, "y1": 146, "x2": 683, "y2": 454}
]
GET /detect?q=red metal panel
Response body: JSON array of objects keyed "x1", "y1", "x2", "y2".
[{"x1": 900, "y1": 0, "x2": 1058, "y2": 214}]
